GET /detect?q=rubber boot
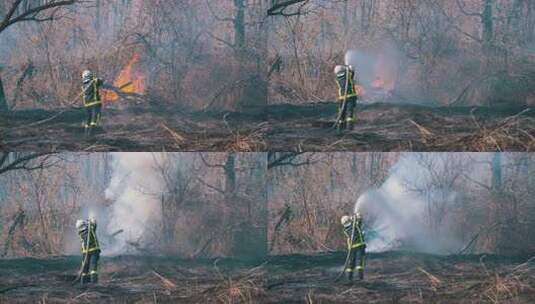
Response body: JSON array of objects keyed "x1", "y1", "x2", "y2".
[
  {"x1": 358, "y1": 269, "x2": 364, "y2": 281},
  {"x1": 81, "y1": 274, "x2": 90, "y2": 286},
  {"x1": 90, "y1": 272, "x2": 98, "y2": 284},
  {"x1": 84, "y1": 124, "x2": 91, "y2": 137},
  {"x1": 337, "y1": 120, "x2": 346, "y2": 133},
  {"x1": 346, "y1": 270, "x2": 354, "y2": 283}
]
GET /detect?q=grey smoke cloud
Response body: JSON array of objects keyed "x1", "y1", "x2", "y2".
[
  {"x1": 104, "y1": 153, "x2": 166, "y2": 254},
  {"x1": 355, "y1": 154, "x2": 466, "y2": 254}
]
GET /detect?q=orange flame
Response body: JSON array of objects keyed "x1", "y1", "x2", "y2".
[
  {"x1": 103, "y1": 53, "x2": 146, "y2": 102},
  {"x1": 372, "y1": 77, "x2": 386, "y2": 89},
  {"x1": 356, "y1": 85, "x2": 366, "y2": 97},
  {"x1": 373, "y1": 53, "x2": 396, "y2": 91}
]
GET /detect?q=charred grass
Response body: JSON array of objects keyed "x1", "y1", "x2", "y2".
[
  {"x1": 2, "y1": 103, "x2": 534, "y2": 152},
  {"x1": 0, "y1": 106, "x2": 267, "y2": 152},
  {"x1": 267, "y1": 103, "x2": 535, "y2": 152},
  {"x1": 0, "y1": 252, "x2": 533, "y2": 304}
]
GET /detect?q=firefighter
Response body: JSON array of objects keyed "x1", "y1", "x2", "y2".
[
  {"x1": 82, "y1": 70, "x2": 104, "y2": 133},
  {"x1": 341, "y1": 213, "x2": 366, "y2": 281},
  {"x1": 76, "y1": 218, "x2": 101, "y2": 285},
  {"x1": 334, "y1": 65, "x2": 359, "y2": 130}
]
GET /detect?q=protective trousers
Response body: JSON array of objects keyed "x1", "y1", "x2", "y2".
[
  {"x1": 81, "y1": 251, "x2": 100, "y2": 284},
  {"x1": 337, "y1": 96, "x2": 357, "y2": 130},
  {"x1": 85, "y1": 104, "x2": 102, "y2": 128},
  {"x1": 345, "y1": 245, "x2": 365, "y2": 281}
]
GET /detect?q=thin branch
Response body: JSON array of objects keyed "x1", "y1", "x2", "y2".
[
  {"x1": 267, "y1": 0, "x2": 310, "y2": 16},
  {"x1": 268, "y1": 152, "x2": 317, "y2": 169},
  {"x1": 196, "y1": 177, "x2": 225, "y2": 194},
  {"x1": 198, "y1": 153, "x2": 226, "y2": 169},
  {"x1": 0, "y1": 0, "x2": 76, "y2": 34},
  {"x1": 0, "y1": 152, "x2": 58, "y2": 175}
]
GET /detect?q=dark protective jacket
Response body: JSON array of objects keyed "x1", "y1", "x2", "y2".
[
  {"x1": 82, "y1": 77, "x2": 104, "y2": 107},
  {"x1": 343, "y1": 218, "x2": 366, "y2": 249},
  {"x1": 78, "y1": 221, "x2": 100, "y2": 254},
  {"x1": 335, "y1": 67, "x2": 358, "y2": 101}
]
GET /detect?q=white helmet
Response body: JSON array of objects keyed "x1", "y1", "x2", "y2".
[
  {"x1": 341, "y1": 215, "x2": 352, "y2": 226},
  {"x1": 75, "y1": 219, "x2": 85, "y2": 230},
  {"x1": 355, "y1": 212, "x2": 362, "y2": 221},
  {"x1": 88, "y1": 217, "x2": 96, "y2": 225},
  {"x1": 334, "y1": 65, "x2": 346, "y2": 74},
  {"x1": 82, "y1": 70, "x2": 93, "y2": 79},
  {"x1": 334, "y1": 65, "x2": 354, "y2": 74}
]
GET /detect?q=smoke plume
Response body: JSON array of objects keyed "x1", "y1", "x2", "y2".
[
  {"x1": 104, "y1": 153, "x2": 166, "y2": 254},
  {"x1": 345, "y1": 44, "x2": 399, "y2": 89},
  {"x1": 355, "y1": 154, "x2": 465, "y2": 254}
]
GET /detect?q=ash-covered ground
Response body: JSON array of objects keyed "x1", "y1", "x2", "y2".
[
  {"x1": 0, "y1": 107, "x2": 267, "y2": 152},
  {"x1": 1, "y1": 252, "x2": 533, "y2": 303},
  {"x1": 267, "y1": 103, "x2": 535, "y2": 152}
]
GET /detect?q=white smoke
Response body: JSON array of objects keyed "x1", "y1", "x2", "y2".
[
  {"x1": 355, "y1": 154, "x2": 465, "y2": 254},
  {"x1": 344, "y1": 45, "x2": 401, "y2": 102},
  {"x1": 104, "y1": 153, "x2": 166, "y2": 254}
]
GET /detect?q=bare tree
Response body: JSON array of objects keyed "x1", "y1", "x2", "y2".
[
  {"x1": 0, "y1": 0, "x2": 76, "y2": 34},
  {"x1": 0, "y1": 152, "x2": 58, "y2": 175},
  {"x1": 0, "y1": 0, "x2": 76, "y2": 113}
]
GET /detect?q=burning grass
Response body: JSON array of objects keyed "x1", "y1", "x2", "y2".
[{"x1": 101, "y1": 53, "x2": 146, "y2": 103}]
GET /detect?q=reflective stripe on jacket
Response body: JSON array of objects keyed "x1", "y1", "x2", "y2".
[
  {"x1": 82, "y1": 77, "x2": 103, "y2": 107},
  {"x1": 336, "y1": 69, "x2": 358, "y2": 100},
  {"x1": 78, "y1": 222, "x2": 100, "y2": 254},
  {"x1": 343, "y1": 219, "x2": 366, "y2": 250}
]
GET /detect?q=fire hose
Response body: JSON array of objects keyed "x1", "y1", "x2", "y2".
[
  {"x1": 332, "y1": 65, "x2": 351, "y2": 131},
  {"x1": 334, "y1": 215, "x2": 357, "y2": 281},
  {"x1": 9, "y1": 79, "x2": 131, "y2": 131},
  {"x1": 72, "y1": 220, "x2": 91, "y2": 284}
]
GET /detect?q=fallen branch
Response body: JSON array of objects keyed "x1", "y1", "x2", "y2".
[
  {"x1": 417, "y1": 267, "x2": 442, "y2": 290},
  {"x1": 409, "y1": 119, "x2": 433, "y2": 139},
  {"x1": 152, "y1": 270, "x2": 177, "y2": 289},
  {"x1": 0, "y1": 284, "x2": 36, "y2": 294},
  {"x1": 160, "y1": 123, "x2": 185, "y2": 147}
]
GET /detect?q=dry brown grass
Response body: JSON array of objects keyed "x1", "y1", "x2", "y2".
[
  {"x1": 481, "y1": 257, "x2": 535, "y2": 304},
  {"x1": 417, "y1": 267, "x2": 442, "y2": 291},
  {"x1": 212, "y1": 264, "x2": 267, "y2": 304},
  {"x1": 413, "y1": 109, "x2": 535, "y2": 152},
  {"x1": 222, "y1": 122, "x2": 268, "y2": 152},
  {"x1": 466, "y1": 109, "x2": 535, "y2": 152}
]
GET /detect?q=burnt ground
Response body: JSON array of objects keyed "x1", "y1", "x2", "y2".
[
  {"x1": 0, "y1": 106, "x2": 267, "y2": 151},
  {"x1": 267, "y1": 103, "x2": 535, "y2": 151},
  {"x1": 1, "y1": 103, "x2": 534, "y2": 152},
  {"x1": 0, "y1": 252, "x2": 534, "y2": 303}
]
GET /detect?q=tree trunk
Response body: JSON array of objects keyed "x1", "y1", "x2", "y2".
[
  {"x1": 234, "y1": 0, "x2": 246, "y2": 51},
  {"x1": 491, "y1": 153, "x2": 502, "y2": 192},
  {"x1": 95, "y1": 0, "x2": 101, "y2": 35},
  {"x1": 527, "y1": 0, "x2": 535, "y2": 44},
  {"x1": 0, "y1": 72, "x2": 7, "y2": 113},
  {"x1": 224, "y1": 154, "x2": 236, "y2": 196},
  {"x1": 237, "y1": 0, "x2": 269, "y2": 110},
  {"x1": 482, "y1": 0, "x2": 494, "y2": 49},
  {"x1": 527, "y1": 155, "x2": 534, "y2": 197}
]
